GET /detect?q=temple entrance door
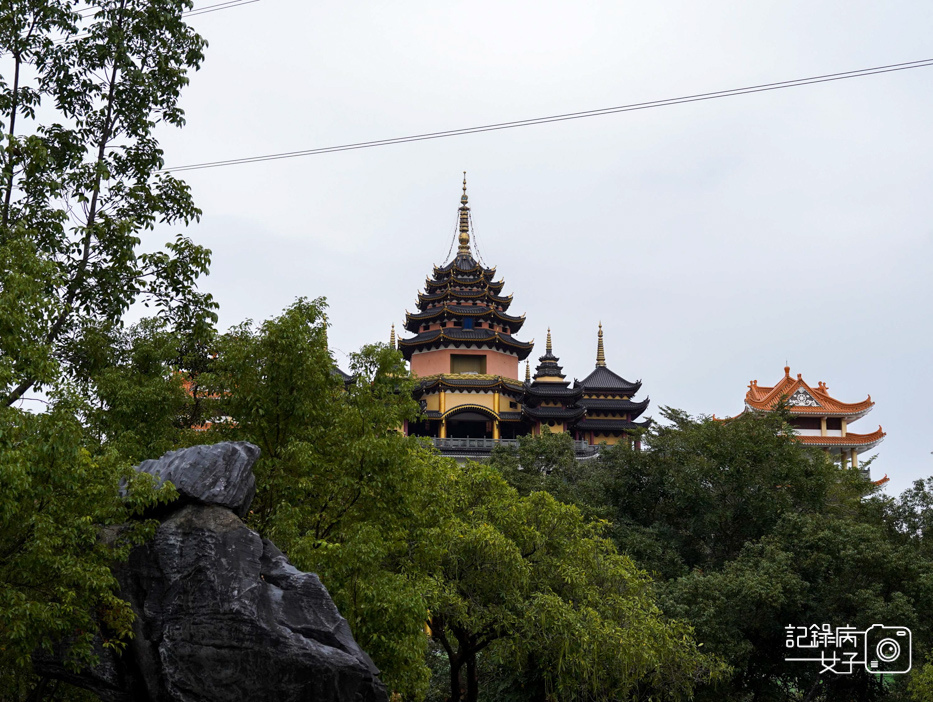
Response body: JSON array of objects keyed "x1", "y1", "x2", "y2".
[{"x1": 446, "y1": 411, "x2": 493, "y2": 439}]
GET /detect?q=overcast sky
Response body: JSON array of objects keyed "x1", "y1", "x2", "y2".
[{"x1": 147, "y1": 0, "x2": 933, "y2": 495}]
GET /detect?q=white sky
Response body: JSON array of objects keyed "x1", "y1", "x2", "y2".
[{"x1": 148, "y1": 0, "x2": 933, "y2": 495}]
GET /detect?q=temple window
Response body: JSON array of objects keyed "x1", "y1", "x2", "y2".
[{"x1": 451, "y1": 354, "x2": 486, "y2": 374}]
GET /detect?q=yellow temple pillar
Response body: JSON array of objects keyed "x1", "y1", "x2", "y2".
[
  {"x1": 841, "y1": 419, "x2": 847, "y2": 437},
  {"x1": 439, "y1": 419, "x2": 447, "y2": 439},
  {"x1": 851, "y1": 450, "x2": 858, "y2": 469},
  {"x1": 820, "y1": 417, "x2": 827, "y2": 436},
  {"x1": 493, "y1": 420, "x2": 500, "y2": 440}
]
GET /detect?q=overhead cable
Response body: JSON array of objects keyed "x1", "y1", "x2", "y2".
[{"x1": 163, "y1": 58, "x2": 933, "y2": 173}]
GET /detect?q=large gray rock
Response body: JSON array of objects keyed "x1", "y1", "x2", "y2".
[
  {"x1": 135, "y1": 442, "x2": 259, "y2": 518},
  {"x1": 36, "y1": 443, "x2": 388, "y2": 702}
]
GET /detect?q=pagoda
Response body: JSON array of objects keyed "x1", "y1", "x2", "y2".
[
  {"x1": 743, "y1": 366, "x2": 884, "y2": 468},
  {"x1": 400, "y1": 175, "x2": 533, "y2": 441},
  {"x1": 575, "y1": 324, "x2": 651, "y2": 447},
  {"x1": 522, "y1": 329, "x2": 585, "y2": 436},
  {"x1": 397, "y1": 176, "x2": 651, "y2": 455}
]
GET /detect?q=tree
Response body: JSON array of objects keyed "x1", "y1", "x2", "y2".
[
  {"x1": 0, "y1": 399, "x2": 175, "y2": 700},
  {"x1": 200, "y1": 300, "x2": 722, "y2": 702},
  {"x1": 75, "y1": 317, "x2": 213, "y2": 462},
  {"x1": 490, "y1": 431, "x2": 615, "y2": 523},
  {"x1": 596, "y1": 407, "x2": 846, "y2": 579},
  {"x1": 201, "y1": 298, "x2": 438, "y2": 698},
  {"x1": 555, "y1": 407, "x2": 932, "y2": 701},
  {"x1": 663, "y1": 509, "x2": 931, "y2": 701},
  {"x1": 0, "y1": 0, "x2": 215, "y2": 407},
  {"x1": 421, "y1": 463, "x2": 725, "y2": 702}
]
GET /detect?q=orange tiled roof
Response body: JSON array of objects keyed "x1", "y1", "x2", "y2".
[
  {"x1": 745, "y1": 366, "x2": 874, "y2": 417},
  {"x1": 797, "y1": 427, "x2": 885, "y2": 446}
]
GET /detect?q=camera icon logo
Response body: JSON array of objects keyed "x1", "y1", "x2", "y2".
[{"x1": 864, "y1": 625, "x2": 912, "y2": 674}]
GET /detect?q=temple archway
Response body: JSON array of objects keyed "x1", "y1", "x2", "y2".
[{"x1": 444, "y1": 407, "x2": 496, "y2": 439}]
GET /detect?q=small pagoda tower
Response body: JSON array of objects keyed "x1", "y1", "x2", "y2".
[
  {"x1": 575, "y1": 323, "x2": 650, "y2": 446},
  {"x1": 744, "y1": 366, "x2": 885, "y2": 468},
  {"x1": 400, "y1": 175, "x2": 533, "y2": 441},
  {"x1": 522, "y1": 329, "x2": 585, "y2": 436}
]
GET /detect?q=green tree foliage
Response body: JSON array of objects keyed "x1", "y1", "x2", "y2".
[
  {"x1": 201, "y1": 297, "x2": 438, "y2": 697},
  {"x1": 494, "y1": 409, "x2": 930, "y2": 701},
  {"x1": 76, "y1": 317, "x2": 214, "y2": 462},
  {"x1": 598, "y1": 407, "x2": 844, "y2": 579},
  {"x1": 1, "y1": 2, "x2": 213, "y2": 696},
  {"x1": 202, "y1": 300, "x2": 721, "y2": 702},
  {"x1": 490, "y1": 431, "x2": 614, "y2": 522},
  {"x1": 0, "y1": 0, "x2": 215, "y2": 407},
  {"x1": 422, "y1": 463, "x2": 725, "y2": 702},
  {"x1": 0, "y1": 400, "x2": 175, "y2": 698}
]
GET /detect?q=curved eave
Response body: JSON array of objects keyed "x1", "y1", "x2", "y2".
[
  {"x1": 576, "y1": 418, "x2": 651, "y2": 432},
  {"x1": 580, "y1": 366, "x2": 643, "y2": 395},
  {"x1": 745, "y1": 401, "x2": 874, "y2": 420},
  {"x1": 523, "y1": 405, "x2": 586, "y2": 421},
  {"x1": 416, "y1": 289, "x2": 515, "y2": 311},
  {"x1": 424, "y1": 276, "x2": 505, "y2": 292},
  {"x1": 414, "y1": 373, "x2": 526, "y2": 396},
  {"x1": 747, "y1": 380, "x2": 875, "y2": 415},
  {"x1": 404, "y1": 305, "x2": 526, "y2": 332},
  {"x1": 797, "y1": 427, "x2": 886, "y2": 450},
  {"x1": 580, "y1": 397, "x2": 650, "y2": 419},
  {"x1": 433, "y1": 261, "x2": 496, "y2": 278},
  {"x1": 399, "y1": 330, "x2": 534, "y2": 361},
  {"x1": 524, "y1": 384, "x2": 584, "y2": 403}
]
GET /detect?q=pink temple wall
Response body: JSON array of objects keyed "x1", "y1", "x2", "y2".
[{"x1": 410, "y1": 348, "x2": 519, "y2": 379}]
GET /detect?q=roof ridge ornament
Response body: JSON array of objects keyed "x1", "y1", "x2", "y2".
[
  {"x1": 457, "y1": 172, "x2": 471, "y2": 255},
  {"x1": 389, "y1": 324, "x2": 396, "y2": 349},
  {"x1": 596, "y1": 322, "x2": 606, "y2": 367},
  {"x1": 546, "y1": 327, "x2": 552, "y2": 353}
]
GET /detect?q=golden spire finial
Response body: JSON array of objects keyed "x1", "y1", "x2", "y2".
[
  {"x1": 525, "y1": 360, "x2": 531, "y2": 382},
  {"x1": 596, "y1": 322, "x2": 606, "y2": 367},
  {"x1": 457, "y1": 172, "x2": 471, "y2": 255},
  {"x1": 546, "y1": 327, "x2": 552, "y2": 353},
  {"x1": 389, "y1": 324, "x2": 396, "y2": 349}
]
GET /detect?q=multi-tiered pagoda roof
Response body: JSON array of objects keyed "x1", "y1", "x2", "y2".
[
  {"x1": 398, "y1": 178, "x2": 533, "y2": 363},
  {"x1": 576, "y1": 324, "x2": 650, "y2": 436},
  {"x1": 522, "y1": 330, "x2": 586, "y2": 427},
  {"x1": 396, "y1": 175, "x2": 649, "y2": 454}
]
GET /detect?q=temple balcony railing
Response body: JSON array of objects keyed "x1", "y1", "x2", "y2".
[{"x1": 430, "y1": 437, "x2": 600, "y2": 458}]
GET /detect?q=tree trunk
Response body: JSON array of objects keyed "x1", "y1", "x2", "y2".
[
  {"x1": 449, "y1": 656, "x2": 463, "y2": 702},
  {"x1": 465, "y1": 653, "x2": 479, "y2": 702}
]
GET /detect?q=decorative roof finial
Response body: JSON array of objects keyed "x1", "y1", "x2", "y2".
[
  {"x1": 546, "y1": 327, "x2": 552, "y2": 353},
  {"x1": 784, "y1": 364, "x2": 791, "y2": 378},
  {"x1": 525, "y1": 360, "x2": 531, "y2": 382},
  {"x1": 596, "y1": 322, "x2": 606, "y2": 367},
  {"x1": 389, "y1": 324, "x2": 396, "y2": 349},
  {"x1": 457, "y1": 172, "x2": 471, "y2": 255}
]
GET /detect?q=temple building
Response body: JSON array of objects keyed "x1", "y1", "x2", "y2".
[
  {"x1": 575, "y1": 323, "x2": 651, "y2": 447},
  {"x1": 741, "y1": 365, "x2": 885, "y2": 469},
  {"x1": 397, "y1": 175, "x2": 650, "y2": 457},
  {"x1": 522, "y1": 330, "x2": 586, "y2": 436}
]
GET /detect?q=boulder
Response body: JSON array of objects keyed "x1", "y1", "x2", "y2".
[
  {"x1": 134, "y1": 442, "x2": 259, "y2": 518},
  {"x1": 36, "y1": 443, "x2": 388, "y2": 702}
]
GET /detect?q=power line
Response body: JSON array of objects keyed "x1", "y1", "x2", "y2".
[
  {"x1": 163, "y1": 58, "x2": 933, "y2": 173},
  {"x1": 74, "y1": 0, "x2": 257, "y2": 18},
  {"x1": 185, "y1": 0, "x2": 261, "y2": 18},
  {"x1": 48, "y1": 1, "x2": 259, "y2": 45}
]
